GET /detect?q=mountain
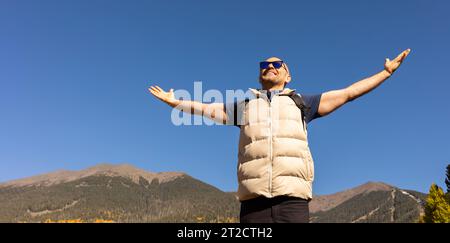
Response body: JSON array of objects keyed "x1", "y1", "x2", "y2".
[
  {"x1": 310, "y1": 181, "x2": 393, "y2": 213},
  {"x1": 310, "y1": 182, "x2": 427, "y2": 223},
  {"x1": 0, "y1": 164, "x2": 427, "y2": 223},
  {"x1": 0, "y1": 164, "x2": 240, "y2": 223},
  {"x1": 0, "y1": 163, "x2": 183, "y2": 188}
]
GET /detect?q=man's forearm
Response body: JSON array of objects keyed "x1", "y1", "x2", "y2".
[
  {"x1": 166, "y1": 99, "x2": 206, "y2": 116},
  {"x1": 346, "y1": 70, "x2": 392, "y2": 101},
  {"x1": 166, "y1": 99, "x2": 226, "y2": 123}
]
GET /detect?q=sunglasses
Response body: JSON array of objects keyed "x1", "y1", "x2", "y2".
[{"x1": 260, "y1": 61, "x2": 284, "y2": 69}]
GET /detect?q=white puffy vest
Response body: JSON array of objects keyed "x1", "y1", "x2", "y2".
[{"x1": 236, "y1": 88, "x2": 315, "y2": 201}]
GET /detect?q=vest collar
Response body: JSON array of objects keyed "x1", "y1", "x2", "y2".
[{"x1": 249, "y1": 88, "x2": 296, "y2": 97}]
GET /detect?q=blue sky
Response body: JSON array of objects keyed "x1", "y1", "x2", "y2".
[{"x1": 1, "y1": 0, "x2": 449, "y2": 195}]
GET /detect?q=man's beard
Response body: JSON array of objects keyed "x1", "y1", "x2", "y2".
[{"x1": 260, "y1": 77, "x2": 282, "y2": 84}]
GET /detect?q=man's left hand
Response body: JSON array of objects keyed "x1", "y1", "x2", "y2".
[{"x1": 384, "y1": 49, "x2": 411, "y2": 75}]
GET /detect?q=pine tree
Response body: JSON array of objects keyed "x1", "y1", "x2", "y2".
[
  {"x1": 445, "y1": 164, "x2": 450, "y2": 204},
  {"x1": 421, "y1": 183, "x2": 450, "y2": 223},
  {"x1": 445, "y1": 164, "x2": 450, "y2": 193}
]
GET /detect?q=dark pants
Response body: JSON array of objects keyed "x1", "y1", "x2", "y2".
[{"x1": 240, "y1": 196, "x2": 310, "y2": 223}]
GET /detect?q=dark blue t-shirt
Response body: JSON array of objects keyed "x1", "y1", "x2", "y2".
[
  {"x1": 224, "y1": 91, "x2": 322, "y2": 126},
  {"x1": 301, "y1": 93, "x2": 322, "y2": 123}
]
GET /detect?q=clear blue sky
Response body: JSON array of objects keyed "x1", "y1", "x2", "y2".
[{"x1": 1, "y1": 0, "x2": 449, "y2": 195}]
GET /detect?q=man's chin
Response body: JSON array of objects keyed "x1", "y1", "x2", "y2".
[{"x1": 261, "y1": 78, "x2": 281, "y2": 84}]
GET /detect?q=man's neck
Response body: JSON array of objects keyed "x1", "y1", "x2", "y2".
[
  {"x1": 260, "y1": 85, "x2": 285, "y2": 91},
  {"x1": 260, "y1": 80, "x2": 286, "y2": 91}
]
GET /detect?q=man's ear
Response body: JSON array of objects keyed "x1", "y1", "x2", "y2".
[{"x1": 285, "y1": 74, "x2": 292, "y2": 83}]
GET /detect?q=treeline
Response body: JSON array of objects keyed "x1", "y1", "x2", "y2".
[{"x1": 0, "y1": 174, "x2": 239, "y2": 223}]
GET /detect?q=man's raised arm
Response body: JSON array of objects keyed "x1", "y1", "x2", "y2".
[
  {"x1": 148, "y1": 85, "x2": 227, "y2": 124},
  {"x1": 318, "y1": 49, "x2": 411, "y2": 117}
]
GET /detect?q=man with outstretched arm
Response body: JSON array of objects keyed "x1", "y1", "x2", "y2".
[{"x1": 149, "y1": 49, "x2": 411, "y2": 223}]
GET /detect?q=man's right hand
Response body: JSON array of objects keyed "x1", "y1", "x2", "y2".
[{"x1": 149, "y1": 85, "x2": 176, "y2": 105}]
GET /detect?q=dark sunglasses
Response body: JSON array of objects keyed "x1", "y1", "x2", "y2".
[{"x1": 260, "y1": 61, "x2": 284, "y2": 69}]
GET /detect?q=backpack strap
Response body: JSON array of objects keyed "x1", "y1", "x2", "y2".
[
  {"x1": 233, "y1": 98, "x2": 250, "y2": 127},
  {"x1": 289, "y1": 93, "x2": 310, "y2": 123},
  {"x1": 282, "y1": 92, "x2": 311, "y2": 131}
]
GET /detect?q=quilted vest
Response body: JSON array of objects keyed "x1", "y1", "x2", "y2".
[{"x1": 236, "y1": 88, "x2": 315, "y2": 201}]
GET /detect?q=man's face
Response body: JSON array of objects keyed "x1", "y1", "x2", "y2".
[{"x1": 259, "y1": 57, "x2": 291, "y2": 87}]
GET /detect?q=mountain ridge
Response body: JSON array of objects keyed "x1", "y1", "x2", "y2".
[
  {"x1": 310, "y1": 181, "x2": 394, "y2": 213},
  {"x1": 0, "y1": 163, "x2": 185, "y2": 188},
  {"x1": 0, "y1": 163, "x2": 427, "y2": 223}
]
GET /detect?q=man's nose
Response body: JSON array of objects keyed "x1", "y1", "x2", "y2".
[{"x1": 267, "y1": 63, "x2": 275, "y2": 69}]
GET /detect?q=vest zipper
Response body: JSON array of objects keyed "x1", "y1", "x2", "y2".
[{"x1": 268, "y1": 96, "x2": 273, "y2": 196}]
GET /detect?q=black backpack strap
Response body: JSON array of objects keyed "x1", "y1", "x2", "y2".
[
  {"x1": 286, "y1": 92, "x2": 311, "y2": 130},
  {"x1": 233, "y1": 98, "x2": 250, "y2": 127}
]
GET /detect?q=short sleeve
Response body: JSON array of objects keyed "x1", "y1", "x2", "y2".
[{"x1": 300, "y1": 94, "x2": 322, "y2": 124}]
